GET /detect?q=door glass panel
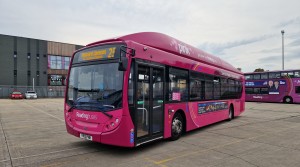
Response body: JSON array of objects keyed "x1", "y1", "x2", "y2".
[
  {"x1": 137, "y1": 66, "x2": 150, "y2": 137},
  {"x1": 152, "y1": 68, "x2": 164, "y2": 133}
]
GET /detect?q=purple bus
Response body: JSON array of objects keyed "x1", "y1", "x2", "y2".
[{"x1": 245, "y1": 70, "x2": 300, "y2": 103}]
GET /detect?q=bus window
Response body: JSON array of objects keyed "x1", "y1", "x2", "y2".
[
  {"x1": 261, "y1": 73, "x2": 268, "y2": 79},
  {"x1": 288, "y1": 71, "x2": 294, "y2": 78},
  {"x1": 246, "y1": 88, "x2": 253, "y2": 94},
  {"x1": 261, "y1": 88, "x2": 269, "y2": 94},
  {"x1": 269, "y1": 72, "x2": 280, "y2": 79},
  {"x1": 228, "y1": 79, "x2": 235, "y2": 98},
  {"x1": 221, "y1": 78, "x2": 229, "y2": 98},
  {"x1": 237, "y1": 81, "x2": 243, "y2": 98},
  {"x1": 253, "y1": 88, "x2": 260, "y2": 94},
  {"x1": 294, "y1": 71, "x2": 300, "y2": 78},
  {"x1": 168, "y1": 68, "x2": 188, "y2": 102},
  {"x1": 281, "y1": 71, "x2": 294, "y2": 78},
  {"x1": 253, "y1": 74, "x2": 260, "y2": 80},
  {"x1": 213, "y1": 77, "x2": 221, "y2": 99},
  {"x1": 128, "y1": 64, "x2": 134, "y2": 105},
  {"x1": 296, "y1": 86, "x2": 300, "y2": 94},
  {"x1": 190, "y1": 72, "x2": 205, "y2": 100},
  {"x1": 205, "y1": 75, "x2": 214, "y2": 100},
  {"x1": 245, "y1": 75, "x2": 253, "y2": 80}
]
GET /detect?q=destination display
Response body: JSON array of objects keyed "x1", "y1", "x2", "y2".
[{"x1": 73, "y1": 45, "x2": 122, "y2": 63}]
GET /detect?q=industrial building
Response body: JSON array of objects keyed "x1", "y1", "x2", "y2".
[{"x1": 0, "y1": 34, "x2": 83, "y2": 98}]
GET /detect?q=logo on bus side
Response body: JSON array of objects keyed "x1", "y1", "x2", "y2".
[
  {"x1": 294, "y1": 80, "x2": 300, "y2": 84},
  {"x1": 76, "y1": 112, "x2": 97, "y2": 120},
  {"x1": 170, "y1": 39, "x2": 191, "y2": 55},
  {"x1": 198, "y1": 102, "x2": 228, "y2": 114}
]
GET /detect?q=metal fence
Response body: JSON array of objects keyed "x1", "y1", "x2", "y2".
[{"x1": 0, "y1": 85, "x2": 66, "y2": 98}]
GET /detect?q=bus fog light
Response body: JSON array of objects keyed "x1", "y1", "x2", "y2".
[
  {"x1": 111, "y1": 123, "x2": 115, "y2": 127},
  {"x1": 115, "y1": 118, "x2": 119, "y2": 123}
]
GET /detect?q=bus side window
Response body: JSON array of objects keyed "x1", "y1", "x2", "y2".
[
  {"x1": 189, "y1": 72, "x2": 205, "y2": 100},
  {"x1": 168, "y1": 67, "x2": 188, "y2": 102},
  {"x1": 295, "y1": 86, "x2": 300, "y2": 94}
]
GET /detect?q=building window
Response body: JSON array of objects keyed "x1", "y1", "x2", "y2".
[
  {"x1": 13, "y1": 51, "x2": 17, "y2": 58},
  {"x1": 14, "y1": 70, "x2": 17, "y2": 76},
  {"x1": 49, "y1": 55, "x2": 57, "y2": 69},
  {"x1": 36, "y1": 71, "x2": 40, "y2": 77},
  {"x1": 48, "y1": 55, "x2": 71, "y2": 70},
  {"x1": 64, "y1": 57, "x2": 70, "y2": 69},
  {"x1": 57, "y1": 56, "x2": 62, "y2": 69},
  {"x1": 36, "y1": 54, "x2": 40, "y2": 60}
]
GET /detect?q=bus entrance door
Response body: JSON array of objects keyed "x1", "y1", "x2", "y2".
[{"x1": 136, "y1": 65, "x2": 164, "y2": 146}]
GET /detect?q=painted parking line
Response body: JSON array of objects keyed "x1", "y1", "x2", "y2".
[
  {"x1": 21, "y1": 101, "x2": 64, "y2": 122},
  {"x1": 145, "y1": 123, "x2": 300, "y2": 166}
]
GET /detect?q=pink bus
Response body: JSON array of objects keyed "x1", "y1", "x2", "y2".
[
  {"x1": 64, "y1": 32, "x2": 245, "y2": 147},
  {"x1": 245, "y1": 70, "x2": 300, "y2": 103}
]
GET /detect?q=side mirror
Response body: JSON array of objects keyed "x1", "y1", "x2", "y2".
[
  {"x1": 118, "y1": 45, "x2": 135, "y2": 71},
  {"x1": 118, "y1": 57, "x2": 128, "y2": 71}
]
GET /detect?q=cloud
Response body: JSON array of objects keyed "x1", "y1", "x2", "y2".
[
  {"x1": 276, "y1": 16, "x2": 300, "y2": 27},
  {"x1": 287, "y1": 38, "x2": 300, "y2": 47},
  {"x1": 198, "y1": 34, "x2": 276, "y2": 55},
  {"x1": 259, "y1": 52, "x2": 300, "y2": 63}
]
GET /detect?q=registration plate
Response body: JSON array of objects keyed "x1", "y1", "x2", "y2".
[{"x1": 80, "y1": 133, "x2": 93, "y2": 141}]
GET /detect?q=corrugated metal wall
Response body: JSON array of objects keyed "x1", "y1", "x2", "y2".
[{"x1": 47, "y1": 41, "x2": 76, "y2": 56}]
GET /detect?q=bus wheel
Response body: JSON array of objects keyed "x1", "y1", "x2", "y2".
[
  {"x1": 228, "y1": 105, "x2": 234, "y2": 121},
  {"x1": 171, "y1": 112, "x2": 183, "y2": 141},
  {"x1": 284, "y1": 96, "x2": 293, "y2": 104}
]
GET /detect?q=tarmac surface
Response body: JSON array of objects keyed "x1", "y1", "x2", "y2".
[{"x1": 0, "y1": 99, "x2": 300, "y2": 167}]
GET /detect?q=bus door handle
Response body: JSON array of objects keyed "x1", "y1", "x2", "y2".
[
  {"x1": 137, "y1": 108, "x2": 148, "y2": 126},
  {"x1": 153, "y1": 105, "x2": 161, "y2": 109}
]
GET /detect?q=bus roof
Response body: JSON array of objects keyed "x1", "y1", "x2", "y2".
[
  {"x1": 245, "y1": 69, "x2": 300, "y2": 74},
  {"x1": 87, "y1": 32, "x2": 241, "y2": 74}
]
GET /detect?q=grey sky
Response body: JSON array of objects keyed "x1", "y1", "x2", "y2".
[{"x1": 0, "y1": 0, "x2": 299, "y2": 72}]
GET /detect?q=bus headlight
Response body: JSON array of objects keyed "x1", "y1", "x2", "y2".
[{"x1": 103, "y1": 117, "x2": 121, "y2": 132}]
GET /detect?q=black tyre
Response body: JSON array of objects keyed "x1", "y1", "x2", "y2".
[
  {"x1": 283, "y1": 96, "x2": 293, "y2": 104},
  {"x1": 171, "y1": 112, "x2": 183, "y2": 141},
  {"x1": 228, "y1": 106, "x2": 234, "y2": 121}
]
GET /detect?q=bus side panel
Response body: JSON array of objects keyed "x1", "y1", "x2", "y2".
[
  {"x1": 164, "y1": 100, "x2": 243, "y2": 139},
  {"x1": 164, "y1": 103, "x2": 199, "y2": 139},
  {"x1": 291, "y1": 78, "x2": 300, "y2": 103},
  {"x1": 101, "y1": 115, "x2": 135, "y2": 147}
]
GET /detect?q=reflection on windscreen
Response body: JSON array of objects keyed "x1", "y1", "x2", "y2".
[{"x1": 68, "y1": 63, "x2": 123, "y2": 112}]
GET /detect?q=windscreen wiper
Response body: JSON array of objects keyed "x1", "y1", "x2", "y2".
[
  {"x1": 67, "y1": 103, "x2": 77, "y2": 112},
  {"x1": 73, "y1": 104, "x2": 113, "y2": 118}
]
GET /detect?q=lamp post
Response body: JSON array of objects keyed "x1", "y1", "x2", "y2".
[{"x1": 281, "y1": 30, "x2": 285, "y2": 70}]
